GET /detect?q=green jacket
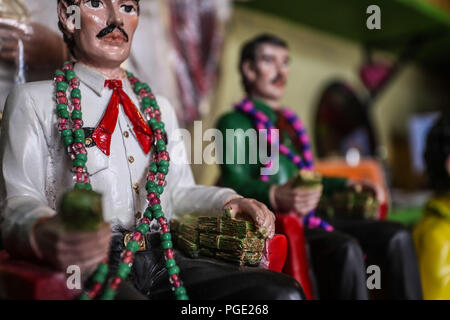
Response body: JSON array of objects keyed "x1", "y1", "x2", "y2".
[{"x1": 216, "y1": 98, "x2": 347, "y2": 210}]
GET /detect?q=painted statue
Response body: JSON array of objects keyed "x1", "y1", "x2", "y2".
[
  {"x1": 0, "y1": 1, "x2": 303, "y2": 300},
  {"x1": 414, "y1": 114, "x2": 450, "y2": 300},
  {"x1": 216, "y1": 34, "x2": 423, "y2": 299}
]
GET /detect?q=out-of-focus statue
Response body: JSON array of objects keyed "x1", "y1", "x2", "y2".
[
  {"x1": 0, "y1": 0, "x2": 67, "y2": 113},
  {"x1": 414, "y1": 114, "x2": 450, "y2": 300}
]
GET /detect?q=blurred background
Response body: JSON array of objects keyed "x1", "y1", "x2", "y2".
[
  {"x1": 1, "y1": 0, "x2": 450, "y2": 227},
  {"x1": 191, "y1": 0, "x2": 449, "y2": 228}
]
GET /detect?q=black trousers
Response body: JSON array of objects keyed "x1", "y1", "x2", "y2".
[
  {"x1": 109, "y1": 232, "x2": 305, "y2": 300},
  {"x1": 304, "y1": 219, "x2": 423, "y2": 300}
]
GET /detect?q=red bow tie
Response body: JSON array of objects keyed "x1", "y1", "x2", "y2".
[{"x1": 92, "y1": 80, "x2": 153, "y2": 156}]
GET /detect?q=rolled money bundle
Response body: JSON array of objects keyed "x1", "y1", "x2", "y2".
[
  {"x1": 332, "y1": 191, "x2": 355, "y2": 213},
  {"x1": 197, "y1": 215, "x2": 258, "y2": 238},
  {"x1": 177, "y1": 235, "x2": 199, "y2": 258},
  {"x1": 60, "y1": 189, "x2": 104, "y2": 231},
  {"x1": 178, "y1": 220, "x2": 199, "y2": 244},
  {"x1": 199, "y1": 247, "x2": 216, "y2": 258},
  {"x1": 170, "y1": 216, "x2": 200, "y2": 257},
  {"x1": 199, "y1": 233, "x2": 265, "y2": 252},
  {"x1": 216, "y1": 251, "x2": 262, "y2": 266},
  {"x1": 171, "y1": 212, "x2": 266, "y2": 267},
  {"x1": 352, "y1": 189, "x2": 378, "y2": 219},
  {"x1": 170, "y1": 218, "x2": 180, "y2": 232},
  {"x1": 292, "y1": 169, "x2": 322, "y2": 189},
  {"x1": 317, "y1": 186, "x2": 378, "y2": 220}
]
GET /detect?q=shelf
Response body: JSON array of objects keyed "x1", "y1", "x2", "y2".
[{"x1": 238, "y1": 0, "x2": 450, "y2": 72}]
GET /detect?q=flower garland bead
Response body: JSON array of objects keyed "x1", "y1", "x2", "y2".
[
  {"x1": 117, "y1": 263, "x2": 132, "y2": 279},
  {"x1": 236, "y1": 98, "x2": 333, "y2": 232},
  {"x1": 57, "y1": 81, "x2": 68, "y2": 92},
  {"x1": 110, "y1": 277, "x2": 122, "y2": 290},
  {"x1": 161, "y1": 233, "x2": 171, "y2": 241},
  {"x1": 55, "y1": 62, "x2": 187, "y2": 300},
  {"x1": 101, "y1": 288, "x2": 116, "y2": 300},
  {"x1": 136, "y1": 223, "x2": 150, "y2": 234}
]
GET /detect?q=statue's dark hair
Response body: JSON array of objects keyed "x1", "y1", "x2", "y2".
[
  {"x1": 239, "y1": 34, "x2": 288, "y2": 94},
  {"x1": 56, "y1": 0, "x2": 140, "y2": 58},
  {"x1": 424, "y1": 113, "x2": 450, "y2": 193}
]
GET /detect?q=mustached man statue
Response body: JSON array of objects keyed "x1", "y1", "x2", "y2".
[
  {"x1": 216, "y1": 34, "x2": 423, "y2": 300},
  {"x1": 0, "y1": 1, "x2": 303, "y2": 300}
]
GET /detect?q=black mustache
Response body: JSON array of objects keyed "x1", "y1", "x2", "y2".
[
  {"x1": 96, "y1": 24, "x2": 129, "y2": 42},
  {"x1": 272, "y1": 74, "x2": 286, "y2": 84}
]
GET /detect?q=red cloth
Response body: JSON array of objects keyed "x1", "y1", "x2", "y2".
[
  {"x1": 92, "y1": 80, "x2": 153, "y2": 156},
  {"x1": 0, "y1": 251, "x2": 79, "y2": 300},
  {"x1": 275, "y1": 213, "x2": 315, "y2": 300},
  {"x1": 265, "y1": 235, "x2": 287, "y2": 273}
]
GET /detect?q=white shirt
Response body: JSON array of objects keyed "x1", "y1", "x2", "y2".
[{"x1": 0, "y1": 62, "x2": 238, "y2": 258}]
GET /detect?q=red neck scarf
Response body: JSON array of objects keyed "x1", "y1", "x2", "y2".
[{"x1": 92, "y1": 80, "x2": 153, "y2": 156}]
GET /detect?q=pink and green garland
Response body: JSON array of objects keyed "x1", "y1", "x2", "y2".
[
  {"x1": 54, "y1": 61, "x2": 188, "y2": 300},
  {"x1": 236, "y1": 98, "x2": 333, "y2": 231}
]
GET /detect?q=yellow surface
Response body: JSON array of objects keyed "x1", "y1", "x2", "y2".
[{"x1": 413, "y1": 197, "x2": 450, "y2": 300}]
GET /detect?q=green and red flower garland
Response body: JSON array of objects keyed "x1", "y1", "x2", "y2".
[{"x1": 54, "y1": 61, "x2": 188, "y2": 300}]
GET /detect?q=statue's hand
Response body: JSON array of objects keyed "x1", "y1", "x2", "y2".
[
  {"x1": 31, "y1": 216, "x2": 111, "y2": 277},
  {"x1": 223, "y1": 197, "x2": 275, "y2": 238},
  {"x1": 271, "y1": 179, "x2": 323, "y2": 217}
]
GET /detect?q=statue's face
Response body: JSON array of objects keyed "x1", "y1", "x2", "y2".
[
  {"x1": 244, "y1": 43, "x2": 290, "y2": 101},
  {"x1": 63, "y1": 0, "x2": 139, "y2": 68}
]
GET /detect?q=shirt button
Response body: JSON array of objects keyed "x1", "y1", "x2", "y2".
[
  {"x1": 135, "y1": 211, "x2": 142, "y2": 219},
  {"x1": 85, "y1": 137, "x2": 93, "y2": 146},
  {"x1": 123, "y1": 131, "x2": 129, "y2": 138},
  {"x1": 128, "y1": 156, "x2": 134, "y2": 164},
  {"x1": 133, "y1": 183, "x2": 140, "y2": 194}
]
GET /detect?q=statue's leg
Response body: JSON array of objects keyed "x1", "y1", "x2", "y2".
[
  {"x1": 115, "y1": 281, "x2": 149, "y2": 300},
  {"x1": 304, "y1": 227, "x2": 368, "y2": 300},
  {"x1": 331, "y1": 219, "x2": 423, "y2": 300},
  {"x1": 108, "y1": 232, "x2": 304, "y2": 300},
  {"x1": 148, "y1": 251, "x2": 305, "y2": 300}
]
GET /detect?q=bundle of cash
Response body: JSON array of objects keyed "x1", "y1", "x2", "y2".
[
  {"x1": 197, "y1": 215, "x2": 258, "y2": 238},
  {"x1": 216, "y1": 251, "x2": 262, "y2": 266},
  {"x1": 317, "y1": 185, "x2": 378, "y2": 220},
  {"x1": 199, "y1": 247, "x2": 216, "y2": 258},
  {"x1": 176, "y1": 235, "x2": 200, "y2": 258},
  {"x1": 291, "y1": 169, "x2": 323, "y2": 189},
  {"x1": 170, "y1": 211, "x2": 266, "y2": 266},
  {"x1": 178, "y1": 220, "x2": 199, "y2": 244},
  {"x1": 199, "y1": 233, "x2": 265, "y2": 252}
]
